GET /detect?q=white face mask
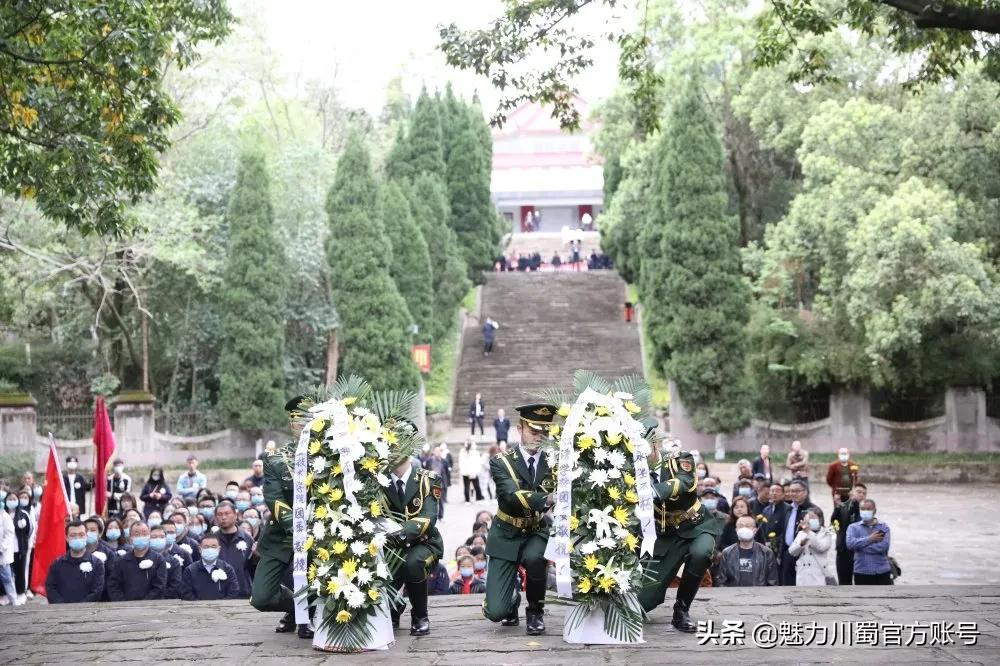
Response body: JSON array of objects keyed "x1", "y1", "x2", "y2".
[
  {"x1": 113, "y1": 465, "x2": 124, "y2": 474},
  {"x1": 838, "y1": 454, "x2": 849, "y2": 463},
  {"x1": 736, "y1": 527, "x2": 756, "y2": 542},
  {"x1": 808, "y1": 518, "x2": 821, "y2": 531},
  {"x1": 67, "y1": 462, "x2": 78, "y2": 471}
]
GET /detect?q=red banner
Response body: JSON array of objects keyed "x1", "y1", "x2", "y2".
[{"x1": 411, "y1": 345, "x2": 431, "y2": 374}]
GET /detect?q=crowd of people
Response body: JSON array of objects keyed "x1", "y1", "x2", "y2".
[{"x1": 494, "y1": 247, "x2": 614, "y2": 273}]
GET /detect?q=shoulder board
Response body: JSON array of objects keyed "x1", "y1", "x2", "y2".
[{"x1": 416, "y1": 468, "x2": 439, "y2": 480}]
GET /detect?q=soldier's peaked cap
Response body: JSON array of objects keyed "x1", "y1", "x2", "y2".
[
  {"x1": 515, "y1": 403, "x2": 557, "y2": 430},
  {"x1": 284, "y1": 395, "x2": 309, "y2": 414}
]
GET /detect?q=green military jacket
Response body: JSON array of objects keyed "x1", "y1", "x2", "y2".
[
  {"x1": 650, "y1": 452, "x2": 721, "y2": 555},
  {"x1": 382, "y1": 462, "x2": 444, "y2": 558},
  {"x1": 259, "y1": 441, "x2": 296, "y2": 563},
  {"x1": 485, "y1": 447, "x2": 554, "y2": 561}
]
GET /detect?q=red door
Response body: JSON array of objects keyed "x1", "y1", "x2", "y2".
[
  {"x1": 519, "y1": 205, "x2": 535, "y2": 232},
  {"x1": 578, "y1": 204, "x2": 594, "y2": 229}
]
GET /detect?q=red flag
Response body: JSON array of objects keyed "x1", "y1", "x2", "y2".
[
  {"x1": 30, "y1": 437, "x2": 71, "y2": 596},
  {"x1": 93, "y1": 396, "x2": 116, "y2": 516}
]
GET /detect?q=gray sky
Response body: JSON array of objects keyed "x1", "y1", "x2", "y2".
[{"x1": 254, "y1": 0, "x2": 632, "y2": 112}]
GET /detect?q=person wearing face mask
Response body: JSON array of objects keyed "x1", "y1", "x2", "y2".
[
  {"x1": 483, "y1": 404, "x2": 557, "y2": 636},
  {"x1": 789, "y1": 508, "x2": 833, "y2": 586},
  {"x1": 45, "y1": 521, "x2": 105, "y2": 603},
  {"x1": 846, "y1": 499, "x2": 892, "y2": 585},
  {"x1": 223, "y1": 481, "x2": 241, "y2": 503},
  {"x1": 826, "y1": 447, "x2": 861, "y2": 504},
  {"x1": 62, "y1": 456, "x2": 92, "y2": 516},
  {"x1": 178, "y1": 533, "x2": 240, "y2": 600},
  {"x1": 9, "y1": 489, "x2": 33, "y2": 603},
  {"x1": 471, "y1": 547, "x2": 488, "y2": 580},
  {"x1": 715, "y1": 516, "x2": 778, "y2": 587},
  {"x1": 778, "y1": 479, "x2": 817, "y2": 586},
  {"x1": 449, "y1": 555, "x2": 486, "y2": 594},
  {"x1": 82, "y1": 516, "x2": 117, "y2": 600},
  {"x1": 197, "y1": 496, "x2": 217, "y2": 528},
  {"x1": 249, "y1": 486, "x2": 266, "y2": 511},
  {"x1": 107, "y1": 521, "x2": 166, "y2": 601},
  {"x1": 105, "y1": 459, "x2": 132, "y2": 518},
  {"x1": 168, "y1": 512, "x2": 201, "y2": 562},
  {"x1": 234, "y1": 490, "x2": 252, "y2": 516},
  {"x1": 212, "y1": 502, "x2": 253, "y2": 597},
  {"x1": 0, "y1": 501, "x2": 17, "y2": 606},
  {"x1": 103, "y1": 518, "x2": 125, "y2": 550},
  {"x1": 140, "y1": 466, "x2": 172, "y2": 518},
  {"x1": 147, "y1": 524, "x2": 182, "y2": 598},
  {"x1": 177, "y1": 455, "x2": 207, "y2": 500}
]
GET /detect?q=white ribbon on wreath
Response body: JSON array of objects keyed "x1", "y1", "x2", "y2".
[{"x1": 545, "y1": 388, "x2": 657, "y2": 599}]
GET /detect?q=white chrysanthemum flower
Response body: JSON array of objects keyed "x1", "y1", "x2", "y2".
[
  {"x1": 93, "y1": 551, "x2": 107, "y2": 563},
  {"x1": 349, "y1": 479, "x2": 365, "y2": 494},
  {"x1": 338, "y1": 524, "x2": 354, "y2": 540},
  {"x1": 587, "y1": 469, "x2": 609, "y2": 488},
  {"x1": 607, "y1": 468, "x2": 622, "y2": 480},
  {"x1": 346, "y1": 503, "x2": 365, "y2": 522},
  {"x1": 312, "y1": 522, "x2": 326, "y2": 540},
  {"x1": 236, "y1": 540, "x2": 248, "y2": 551},
  {"x1": 571, "y1": 467, "x2": 584, "y2": 481},
  {"x1": 351, "y1": 406, "x2": 371, "y2": 417},
  {"x1": 598, "y1": 537, "x2": 617, "y2": 550},
  {"x1": 138, "y1": 559, "x2": 153, "y2": 570},
  {"x1": 356, "y1": 567, "x2": 373, "y2": 585},
  {"x1": 578, "y1": 541, "x2": 599, "y2": 555},
  {"x1": 593, "y1": 448, "x2": 609, "y2": 465},
  {"x1": 347, "y1": 588, "x2": 366, "y2": 608},
  {"x1": 371, "y1": 533, "x2": 387, "y2": 548},
  {"x1": 79, "y1": 562, "x2": 93, "y2": 573},
  {"x1": 375, "y1": 473, "x2": 391, "y2": 487},
  {"x1": 376, "y1": 561, "x2": 390, "y2": 579},
  {"x1": 350, "y1": 541, "x2": 368, "y2": 556},
  {"x1": 607, "y1": 450, "x2": 627, "y2": 470},
  {"x1": 613, "y1": 526, "x2": 631, "y2": 540},
  {"x1": 311, "y1": 456, "x2": 327, "y2": 473},
  {"x1": 374, "y1": 440, "x2": 390, "y2": 460},
  {"x1": 614, "y1": 391, "x2": 634, "y2": 401},
  {"x1": 211, "y1": 569, "x2": 228, "y2": 582},
  {"x1": 360, "y1": 519, "x2": 375, "y2": 534},
  {"x1": 318, "y1": 564, "x2": 332, "y2": 578}
]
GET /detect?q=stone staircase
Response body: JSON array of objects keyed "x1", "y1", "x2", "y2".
[{"x1": 450, "y1": 270, "x2": 644, "y2": 431}]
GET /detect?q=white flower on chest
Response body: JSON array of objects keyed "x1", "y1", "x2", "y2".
[
  {"x1": 211, "y1": 569, "x2": 228, "y2": 582},
  {"x1": 236, "y1": 540, "x2": 248, "y2": 551},
  {"x1": 139, "y1": 559, "x2": 153, "y2": 570},
  {"x1": 79, "y1": 562, "x2": 93, "y2": 573}
]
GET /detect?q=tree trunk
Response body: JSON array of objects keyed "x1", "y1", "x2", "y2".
[
  {"x1": 325, "y1": 329, "x2": 339, "y2": 386},
  {"x1": 141, "y1": 312, "x2": 150, "y2": 393}
]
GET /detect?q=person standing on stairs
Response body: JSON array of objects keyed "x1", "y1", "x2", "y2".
[
  {"x1": 469, "y1": 393, "x2": 486, "y2": 435},
  {"x1": 482, "y1": 317, "x2": 498, "y2": 356}
]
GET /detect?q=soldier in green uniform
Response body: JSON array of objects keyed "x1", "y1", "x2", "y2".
[
  {"x1": 482, "y1": 403, "x2": 556, "y2": 636},
  {"x1": 638, "y1": 441, "x2": 722, "y2": 633},
  {"x1": 250, "y1": 395, "x2": 314, "y2": 639},
  {"x1": 383, "y1": 451, "x2": 444, "y2": 636}
]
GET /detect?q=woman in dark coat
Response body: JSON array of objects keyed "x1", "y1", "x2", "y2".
[{"x1": 140, "y1": 467, "x2": 172, "y2": 518}]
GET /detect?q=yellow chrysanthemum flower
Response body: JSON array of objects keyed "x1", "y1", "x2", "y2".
[
  {"x1": 605, "y1": 432, "x2": 623, "y2": 446},
  {"x1": 598, "y1": 575, "x2": 616, "y2": 593},
  {"x1": 549, "y1": 424, "x2": 561, "y2": 438},
  {"x1": 309, "y1": 439, "x2": 322, "y2": 455},
  {"x1": 304, "y1": 536, "x2": 314, "y2": 551},
  {"x1": 368, "y1": 588, "x2": 380, "y2": 601},
  {"x1": 332, "y1": 541, "x2": 348, "y2": 554},
  {"x1": 327, "y1": 579, "x2": 340, "y2": 595},
  {"x1": 577, "y1": 576, "x2": 592, "y2": 593},
  {"x1": 342, "y1": 396, "x2": 357, "y2": 406},
  {"x1": 369, "y1": 542, "x2": 378, "y2": 556},
  {"x1": 335, "y1": 609, "x2": 352, "y2": 623},
  {"x1": 613, "y1": 506, "x2": 629, "y2": 524},
  {"x1": 623, "y1": 473, "x2": 636, "y2": 487},
  {"x1": 307, "y1": 564, "x2": 317, "y2": 582},
  {"x1": 608, "y1": 487, "x2": 621, "y2": 501},
  {"x1": 578, "y1": 435, "x2": 595, "y2": 451},
  {"x1": 314, "y1": 505, "x2": 328, "y2": 520},
  {"x1": 557, "y1": 404, "x2": 571, "y2": 417},
  {"x1": 595, "y1": 406, "x2": 611, "y2": 416},
  {"x1": 311, "y1": 420, "x2": 325, "y2": 433},
  {"x1": 361, "y1": 457, "x2": 379, "y2": 473},
  {"x1": 317, "y1": 483, "x2": 331, "y2": 496},
  {"x1": 342, "y1": 559, "x2": 358, "y2": 577},
  {"x1": 331, "y1": 488, "x2": 344, "y2": 502},
  {"x1": 382, "y1": 428, "x2": 398, "y2": 444},
  {"x1": 625, "y1": 439, "x2": 635, "y2": 454},
  {"x1": 584, "y1": 554, "x2": 599, "y2": 572},
  {"x1": 624, "y1": 401, "x2": 641, "y2": 414},
  {"x1": 625, "y1": 489, "x2": 639, "y2": 504},
  {"x1": 569, "y1": 515, "x2": 579, "y2": 531},
  {"x1": 370, "y1": 500, "x2": 382, "y2": 517},
  {"x1": 625, "y1": 533, "x2": 639, "y2": 551},
  {"x1": 305, "y1": 472, "x2": 314, "y2": 487},
  {"x1": 333, "y1": 464, "x2": 343, "y2": 476},
  {"x1": 317, "y1": 547, "x2": 330, "y2": 562}
]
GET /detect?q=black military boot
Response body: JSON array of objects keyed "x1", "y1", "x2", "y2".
[
  {"x1": 274, "y1": 612, "x2": 295, "y2": 633},
  {"x1": 671, "y1": 571, "x2": 701, "y2": 633},
  {"x1": 409, "y1": 579, "x2": 431, "y2": 636},
  {"x1": 525, "y1": 607, "x2": 545, "y2": 636},
  {"x1": 297, "y1": 623, "x2": 315, "y2": 639},
  {"x1": 501, "y1": 590, "x2": 520, "y2": 626}
]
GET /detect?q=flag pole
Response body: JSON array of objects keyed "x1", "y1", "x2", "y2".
[{"x1": 48, "y1": 432, "x2": 72, "y2": 510}]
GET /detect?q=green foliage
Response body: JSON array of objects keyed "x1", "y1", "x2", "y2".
[
  {"x1": 0, "y1": 1, "x2": 233, "y2": 235},
  {"x1": 90, "y1": 374, "x2": 120, "y2": 398},
  {"x1": 382, "y1": 182, "x2": 434, "y2": 339},
  {"x1": 406, "y1": 88, "x2": 447, "y2": 179},
  {"x1": 218, "y1": 152, "x2": 288, "y2": 429},
  {"x1": 654, "y1": 78, "x2": 751, "y2": 433},
  {"x1": 326, "y1": 135, "x2": 419, "y2": 392},
  {"x1": 0, "y1": 453, "x2": 35, "y2": 479}
]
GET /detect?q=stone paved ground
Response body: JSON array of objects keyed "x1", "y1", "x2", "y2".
[{"x1": 1, "y1": 585, "x2": 997, "y2": 663}]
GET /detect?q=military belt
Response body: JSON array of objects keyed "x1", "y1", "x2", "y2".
[
  {"x1": 496, "y1": 509, "x2": 540, "y2": 531},
  {"x1": 656, "y1": 499, "x2": 702, "y2": 530}
]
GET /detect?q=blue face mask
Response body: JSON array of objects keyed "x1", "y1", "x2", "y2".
[
  {"x1": 251, "y1": 495, "x2": 264, "y2": 505},
  {"x1": 702, "y1": 498, "x2": 718, "y2": 511},
  {"x1": 809, "y1": 519, "x2": 821, "y2": 531},
  {"x1": 166, "y1": 533, "x2": 177, "y2": 545},
  {"x1": 123, "y1": 527, "x2": 131, "y2": 538},
  {"x1": 148, "y1": 518, "x2": 161, "y2": 528},
  {"x1": 200, "y1": 507, "x2": 214, "y2": 519},
  {"x1": 859, "y1": 510, "x2": 875, "y2": 521},
  {"x1": 247, "y1": 518, "x2": 260, "y2": 528},
  {"x1": 5, "y1": 499, "x2": 16, "y2": 511},
  {"x1": 201, "y1": 547, "x2": 219, "y2": 562},
  {"x1": 473, "y1": 560, "x2": 486, "y2": 571},
  {"x1": 459, "y1": 567, "x2": 474, "y2": 577},
  {"x1": 32, "y1": 487, "x2": 42, "y2": 497},
  {"x1": 0, "y1": 490, "x2": 6, "y2": 500},
  {"x1": 68, "y1": 537, "x2": 87, "y2": 551},
  {"x1": 86, "y1": 532, "x2": 99, "y2": 545},
  {"x1": 225, "y1": 490, "x2": 238, "y2": 500},
  {"x1": 132, "y1": 536, "x2": 150, "y2": 550},
  {"x1": 149, "y1": 537, "x2": 167, "y2": 551},
  {"x1": 738, "y1": 487, "x2": 751, "y2": 497},
  {"x1": 189, "y1": 525, "x2": 205, "y2": 537},
  {"x1": 235, "y1": 501, "x2": 250, "y2": 511},
  {"x1": 19, "y1": 499, "x2": 29, "y2": 508},
  {"x1": 106, "y1": 529, "x2": 121, "y2": 541}
]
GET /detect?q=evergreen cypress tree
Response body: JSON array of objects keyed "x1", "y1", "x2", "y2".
[
  {"x1": 655, "y1": 77, "x2": 751, "y2": 433},
  {"x1": 384, "y1": 125, "x2": 412, "y2": 182},
  {"x1": 407, "y1": 87, "x2": 447, "y2": 179},
  {"x1": 382, "y1": 181, "x2": 434, "y2": 340},
  {"x1": 326, "y1": 133, "x2": 419, "y2": 391},
  {"x1": 408, "y1": 173, "x2": 470, "y2": 338},
  {"x1": 219, "y1": 151, "x2": 288, "y2": 429}
]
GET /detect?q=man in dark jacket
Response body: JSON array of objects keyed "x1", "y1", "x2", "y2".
[
  {"x1": 469, "y1": 393, "x2": 486, "y2": 434},
  {"x1": 493, "y1": 409, "x2": 511, "y2": 445},
  {"x1": 62, "y1": 456, "x2": 91, "y2": 515},
  {"x1": 214, "y1": 501, "x2": 253, "y2": 597},
  {"x1": 45, "y1": 521, "x2": 105, "y2": 603},
  {"x1": 481, "y1": 319, "x2": 497, "y2": 357},
  {"x1": 107, "y1": 521, "x2": 166, "y2": 601},
  {"x1": 179, "y1": 532, "x2": 241, "y2": 600},
  {"x1": 833, "y1": 483, "x2": 867, "y2": 585},
  {"x1": 149, "y1": 524, "x2": 182, "y2": 598},
  {"x1": 778, "y1": 479, "x2": 816, "y2": 586},
  {"x1": 714, "y1": 517, "x2": 778, "y2": 587}
]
